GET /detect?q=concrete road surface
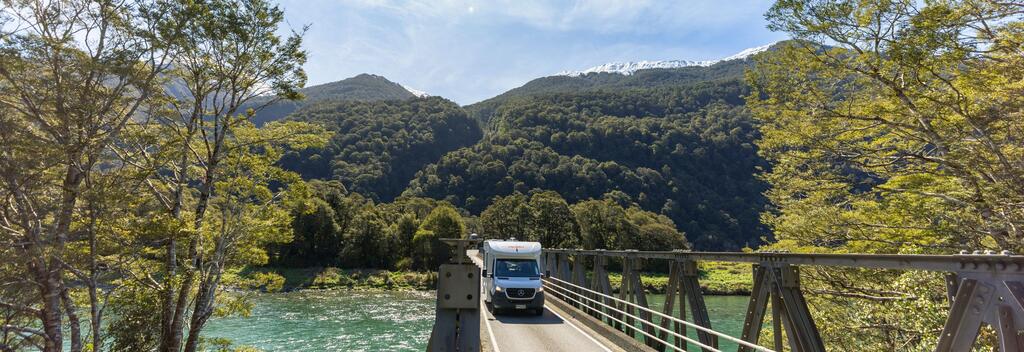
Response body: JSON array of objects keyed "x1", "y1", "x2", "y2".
[{"x1": 481, "y1": 303, "x2": 615, "y2": 352}]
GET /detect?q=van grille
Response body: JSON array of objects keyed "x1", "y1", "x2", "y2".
[{"x1": 506, "y1": 288, "x2": 535, "y2": 299}]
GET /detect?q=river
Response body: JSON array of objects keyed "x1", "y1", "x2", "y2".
[{"x1": 203, "y1": 290, "x2": 748, "y2": 351}]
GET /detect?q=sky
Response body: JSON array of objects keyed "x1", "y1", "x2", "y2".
[{"x1": 275, "y1": 0, "x2": 788, "y2": 105}]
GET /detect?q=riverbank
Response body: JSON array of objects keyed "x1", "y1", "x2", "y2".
[
  {"x1": 245, "y1": 261, "x2": 751, "y2": 294},
  {"x1": 242, "y1": 267, "x2": 438, "y2": 291}
]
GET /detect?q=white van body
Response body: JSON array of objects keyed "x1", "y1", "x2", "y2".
[{"x1": 481, "y1": 240, "x2": 545, "y2": 315}]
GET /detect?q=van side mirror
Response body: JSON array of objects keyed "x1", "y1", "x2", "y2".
[{"x1": 482, "y1": 269, "x2": 489, "y2": 277}]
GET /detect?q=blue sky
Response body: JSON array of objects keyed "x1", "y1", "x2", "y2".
[{"x1": 276, "y1": 0, "x2": 788, "y2": 104}]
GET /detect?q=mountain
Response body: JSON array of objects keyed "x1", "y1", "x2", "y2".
[
  {"x1": 555, "y1": 44, "x2": 771, "y2": 76},
  {"x1": 465, "y1": 43, "x2": 777, "y2": 125},
  {"x1": 247, "y1": 73, "x2": 419, "y2": 126},
  {"x1": 275, "y1": 44, "x2": 779, "y2": 250},
  {"x1": 406, "y1": 81, "x2": 767, "y2": 250},
  {"x1": 400, "y1": 44, "x2": 780, "y2": 249}
]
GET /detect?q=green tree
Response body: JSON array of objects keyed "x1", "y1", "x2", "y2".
[
  {"x1": 342, "y1": 205, "x2": 390, "y2": 268},
  {"x1": 529, "y1": 191, "x2": 581, "y2": 248},
  {"x1": 571, "y1": 200, "x2": 638, "y2": 250},
  {"x1": 750, "y1": 1, "x2": 1024, "y2": 349},
  {"x1": 480, "y1": 193, "x2": 533, "y2": 240},
  {"x1": 412, "y1": 204, "x2": 466, "y2": 269},
  {"x1": 0, "y1": 1, "x2": 185, "y2": 350},
  {"x1": 107, "y1": 1, "x2": 324, "y2": 351},
  {"x1": 394, "y1": 214, "x2": 420, "y2": 258},
  {"x1": 420, "y1": 204, "x2": 466, "y2": 239}
]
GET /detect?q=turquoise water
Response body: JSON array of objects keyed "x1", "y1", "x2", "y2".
[
  {"x1": 646, "y1": 294, "x2": 750, "y2": 351},
  {"x1": 203, "y1": 290, "x2": 749, "y2": 351},
  {"x1": 203, "y1": 290, "x2": 435, "y2": 351}
]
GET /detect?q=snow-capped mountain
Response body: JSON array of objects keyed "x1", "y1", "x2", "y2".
[
  {"x1": 401, "y1": 84, "x2": 430, "y2": 98},
  {"x1": 557, "y1": 43, "x2": 773, "y2": 77}
]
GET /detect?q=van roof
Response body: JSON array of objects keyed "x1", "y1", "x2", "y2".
[{"x1": 483, "y1": 240, "x2": 542, "y2": 256}]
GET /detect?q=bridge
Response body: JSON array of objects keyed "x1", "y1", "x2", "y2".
[{"x1": 427, "y1": 239, "x2": 1024, "y2": 352}]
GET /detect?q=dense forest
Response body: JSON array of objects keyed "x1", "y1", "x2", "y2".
[
  {"x1": 465, "y1": 56, "x2": 752, "y2": 124},
  {"x1": 268, "y1": 181, "x2": 687, "y2": 271},
  {"x1": 405, "y1": 83, "x2": 765, "y2": 249},
  {"x1": 279, "y1": 97, "x2": 482, "y2": 201},
  {"x1": 274, "y1": 62, "x2": 766, "y2": 250}
]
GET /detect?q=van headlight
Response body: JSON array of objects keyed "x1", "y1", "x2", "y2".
[
  {"x1": 537, "y1": 286, "x2": 544, "y2": 292},
  {"x1": 494, "y1": 286, "x2": 503, "y2": 293}
]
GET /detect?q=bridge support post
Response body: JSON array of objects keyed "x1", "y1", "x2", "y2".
[
  {"x1": 626, "y1": 255, "x2": 658, "y2": 349},
  {"x1": 935, "y1": 273, "x2": 1024, "y2": 352},
  {"x1": 655, "y1": 257, "x2": 716, "y2": 352},
  {"x1": 558, "y1": 253, "x2": 572, "y2": 281},
  {"x1": 427, "y1": 239, "x2": 481, "y2": 352},
  {"x1": 739, "y1": 263, "x2": 824, "y2": 352},
  {"x1": 591, "y1": 254, "x2": 615, "y2": 323},
  {"x1": 572, "y1": 254, "x2": 587, "y2": 310},
  {"x1": 618, "y1": 255, "x2": 636, "y2": 336}
]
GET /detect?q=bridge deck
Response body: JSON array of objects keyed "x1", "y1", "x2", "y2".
[{"x1": 468, "y1": 250, "x2": 628, "y2": 352}]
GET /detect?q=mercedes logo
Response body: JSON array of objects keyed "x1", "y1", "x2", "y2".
[{"x1": 517, "y1": 289, "x2": 525, "y2": 296}]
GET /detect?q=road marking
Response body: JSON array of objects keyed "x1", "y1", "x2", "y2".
[
  {"x1": 482, "y1": 301, "x2": 502, "y2": 352},
  {"x1": 545, "y1": 307, "x2": 613, "y2": 352}
]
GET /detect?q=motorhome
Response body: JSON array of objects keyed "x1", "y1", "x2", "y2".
[{"x1": 481, "y1": 239, "x2": 545, "y2": 315}]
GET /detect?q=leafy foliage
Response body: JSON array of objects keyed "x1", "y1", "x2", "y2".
[
  {"x1": 407, "y1": 83, "x2": 768, "y2": 250},
  {"x1": 750, "y1": 1, "x2": 1024, "y2": 350},
  {"x1": 281, "y1": 97, "x2": 483, "y2": 202}
]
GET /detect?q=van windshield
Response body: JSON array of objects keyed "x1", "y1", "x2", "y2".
[{"x1": 494, "y1": 259, "x2": 540, "y2": 278}]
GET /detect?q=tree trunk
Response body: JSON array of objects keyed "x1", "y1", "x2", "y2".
[
  {"x1": 60, "y1": 287, "x2": 82, "y2": 352},
  {"x1": 36, "y1": 268, "x2": 63, "y2": 352}
]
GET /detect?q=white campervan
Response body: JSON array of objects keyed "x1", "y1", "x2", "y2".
[{"x1": 481, "y1": 240, "x2": 545, "y2": 315}]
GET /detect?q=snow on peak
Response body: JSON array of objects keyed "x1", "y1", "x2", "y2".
[
  {"x1": 401, "y1": 84, "x2": 430, "y2": 98},
  {"x1": 557, "y1": 43, "x2": 773, "y2": 77}
]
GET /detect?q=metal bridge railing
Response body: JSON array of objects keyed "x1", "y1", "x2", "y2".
[
  {"x1": 543, "y1": 276, "x2": 774, "y2": 352},
  {"x1": 541, "y1": 249, "x2": 1024, "y2": 352}
]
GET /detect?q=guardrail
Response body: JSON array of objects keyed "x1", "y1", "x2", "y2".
[
  {"x1": 544, "y1": 276, "x2": 773, "y2": 352},
  {"x1": 541, "y1": 249, "x2": 1024, "y2": 352}
]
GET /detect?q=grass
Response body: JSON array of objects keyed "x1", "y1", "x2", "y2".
[{"x1": 604, "y1": 261, "x2": 751, "y2": 295}]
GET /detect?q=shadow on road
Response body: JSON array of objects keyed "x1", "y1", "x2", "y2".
[{"x1": 487, "y1": 304, "x2": 564, "y2": 325}]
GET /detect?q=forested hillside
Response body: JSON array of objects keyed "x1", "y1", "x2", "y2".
[
  {"x1": 405, "y1": 81, "x2": 766, "y2": 250},
  {"x1": 279, "y1": 96, "x2": 482, "y2": 202},
  {"x1": 265, "y1": 57, "x2": 770, "y2": 250},
  {"x1": 466, "y1": 55, "x2": 752, "y2": 124},
  {"x1": 246, "y1": 73, "x2": 418, "y2": 126}
]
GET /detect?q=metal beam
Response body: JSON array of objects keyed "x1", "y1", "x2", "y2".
[
  {"x1": 935, "y1": 278, "x2": 992, "y2": 351},
  {"x1": 545, "y1": 249, "x2": 1024, "y2": 273},
  {"x1": 679, "y1": 261, "x2": 716, "y2": 351},
  {"x1": 739, "y1": 265, "x2": 770, "y2": 352}
]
